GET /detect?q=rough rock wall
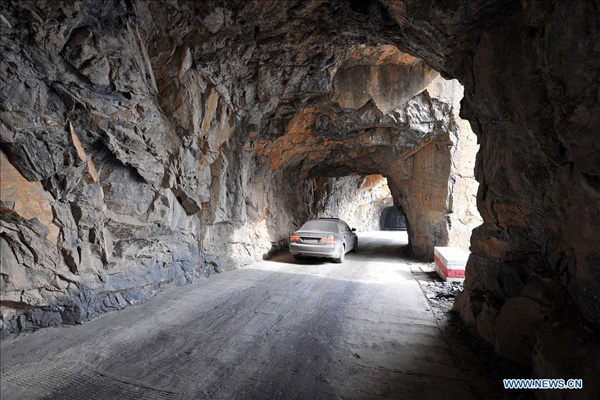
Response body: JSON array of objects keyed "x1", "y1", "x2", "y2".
[
  {"x1": 2, "y1": 0, "x2": 576, "y2": 375},
  {"x1": 0, "y1": 0, "x2": 478, "y2": 335},
  {"x1": 256, "y1": 69, "x2": 478, "y2": 259},
  {"x1": 426, "y1": 77, "x2": 482, "y2": 250},
  {"x1": 387, "y1": 137, "x2": 454, "y2": 257},
  {"x1": 297, "y1": 174, "x2": 393, "y2": 232},
  {"x1": 380, "y1": 0, "x2": 600, "y2": 390},
  {"x1": 288, "y1": 74, "x2": 481, "y2": 253},
  {"x1": 382, "y1": 77, "x2": 481, "y2": 257},
  {"x1": 0, "y1": 0, "x2": 415, "y2": 335},
  {"x1": 0, "y1": 0, "x2": 299, "y2": 335}
]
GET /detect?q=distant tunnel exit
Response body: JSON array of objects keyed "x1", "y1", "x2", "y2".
[{"x1": 380, "y1": 206, "x2": 407, "y2": 231}]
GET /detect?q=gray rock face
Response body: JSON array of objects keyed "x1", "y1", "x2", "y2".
[
  {"x1": 0, "y1": 0, "x2": 480, "y2": 335},
  {"x1": 381, "y1": 0, "x2": 600, "y2": 391},
  {"x1": 1, "y1": 0, "x2": 241, "y2": 334},
  {"x1": 0, "y1": 0, "x2": 477, "y2": 335},
  {"x1": 296, "y1": 175, "x2": 393, "y2": 232}
]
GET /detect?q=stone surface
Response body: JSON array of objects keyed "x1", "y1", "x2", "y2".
[
  {"x1": 254, "y1": 74, "x2": 479, "y2": 259},
  {"x1": 296, "y1": 174, "x2": 393, "y2": 232},
  {"x1": 0, "y1": 150, "x2": 60, "y2": 244},
  {"x1": 385, "y1": 0, "x2": 600, "y2": 390},
  {"x1": 1, "y1": 0, "x2": 481, "y2": 337},
  {"x1": 384, "y1": 0, "x2": 600, "y2": 325},
  {"x1": 333, "y1": 46, "x2": 438, "y2": 115},
  {"x1": 532, "y1": 326, "x2": 600, "y2": 400}
]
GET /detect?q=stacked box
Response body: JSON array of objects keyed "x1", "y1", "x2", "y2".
[{"x1": 433, "y1": 247, "x2": 469, "y2": 283}]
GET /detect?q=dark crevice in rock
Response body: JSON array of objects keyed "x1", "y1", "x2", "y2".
[{"x1": 582, "y1": 172, "x2": 600, "y2": 194}]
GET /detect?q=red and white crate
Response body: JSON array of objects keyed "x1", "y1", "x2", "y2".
[{"x1": 433, "y1": 247, "x2": 469, "y2": 283}]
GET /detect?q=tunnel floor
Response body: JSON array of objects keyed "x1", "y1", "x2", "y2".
[{"x1": 1, "y1": 232, "x2": 497, "y2": 399}]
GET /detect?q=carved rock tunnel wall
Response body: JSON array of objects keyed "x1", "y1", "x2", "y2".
[
  {"x1": 0, "y1": 0, "x2": 478, "y2": 335},
  {"x1": 298, "y1": 174, "x2": 394, "y2": 233},
  {"x1": 0, "y1": 0, "x2": 599, "y2": 394}
]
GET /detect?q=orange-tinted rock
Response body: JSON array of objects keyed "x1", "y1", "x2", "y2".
[
  {"x1": 334, "y1": 50, "x2": 438, "y2": 114},
  {"x1": 0, "y1": 150, "x2": 59, "y2": 244}
]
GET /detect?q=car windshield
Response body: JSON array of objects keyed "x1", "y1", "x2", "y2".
[{"x1": 299, "y1": 220, "x2": 338, "y2": 232}]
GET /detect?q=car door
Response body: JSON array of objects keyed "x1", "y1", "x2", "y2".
[
  {"x1": 339, "y1": 221, "x2": 352, "y2": 252},
  {"x1": 337, "y1": 222, "x2": 346, "y2": 251},
  {"x1": 349, "y1": 224, "x2": 357, "y2": 249},
  {"x1": 347, "y1": 222, "x2": 357, "y2": 250}
]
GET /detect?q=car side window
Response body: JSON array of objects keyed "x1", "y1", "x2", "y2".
[{"x1": 341, "y1": 222, "x2": 350, "y2": 232}]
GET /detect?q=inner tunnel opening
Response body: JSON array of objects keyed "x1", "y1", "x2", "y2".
[
  {"x1": 380, "y1": 205, "x2": 408, "y2": 231},
  {"x1": 254, "y1": 43, "x2": 483, "y2": 263},
  {"x1": 288, "y1": 173, "x2": 411, "y2": 262}
]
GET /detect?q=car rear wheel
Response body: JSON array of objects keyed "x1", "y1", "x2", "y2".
[
  {"x1": 334, "y1": 246, "x2": 345, "y2": 263},
  {"x1": 293, "y1": 254, "x2": 304, "y2": 261}
]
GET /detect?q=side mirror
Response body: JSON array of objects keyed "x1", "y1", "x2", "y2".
[{"x1": 351, "y1": 228, "x2": 356, "y2": 232}]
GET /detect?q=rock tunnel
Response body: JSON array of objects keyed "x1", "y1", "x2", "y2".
[
  {"x1": 380, "y1": 204, "x2": 407, "y2": 230},
  {"x1": 1, "y1": 0, "x2": 599, "y2": 398}
]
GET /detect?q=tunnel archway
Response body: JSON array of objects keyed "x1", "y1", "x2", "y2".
[
  {"x1": 380, "y1": 206, "x2": 407, "y2": 231},
  {"x1": 254, "y1": 55, "x2": 482, "y2": 260}
]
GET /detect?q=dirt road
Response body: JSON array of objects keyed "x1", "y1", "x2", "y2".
[{"x1": 1, "y1": 232, "x2": 489, "y2": 399}]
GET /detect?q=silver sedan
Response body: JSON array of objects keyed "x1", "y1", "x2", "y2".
[{"x1": 289, "y1": 218, "x2": 358, "y2": 263}]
